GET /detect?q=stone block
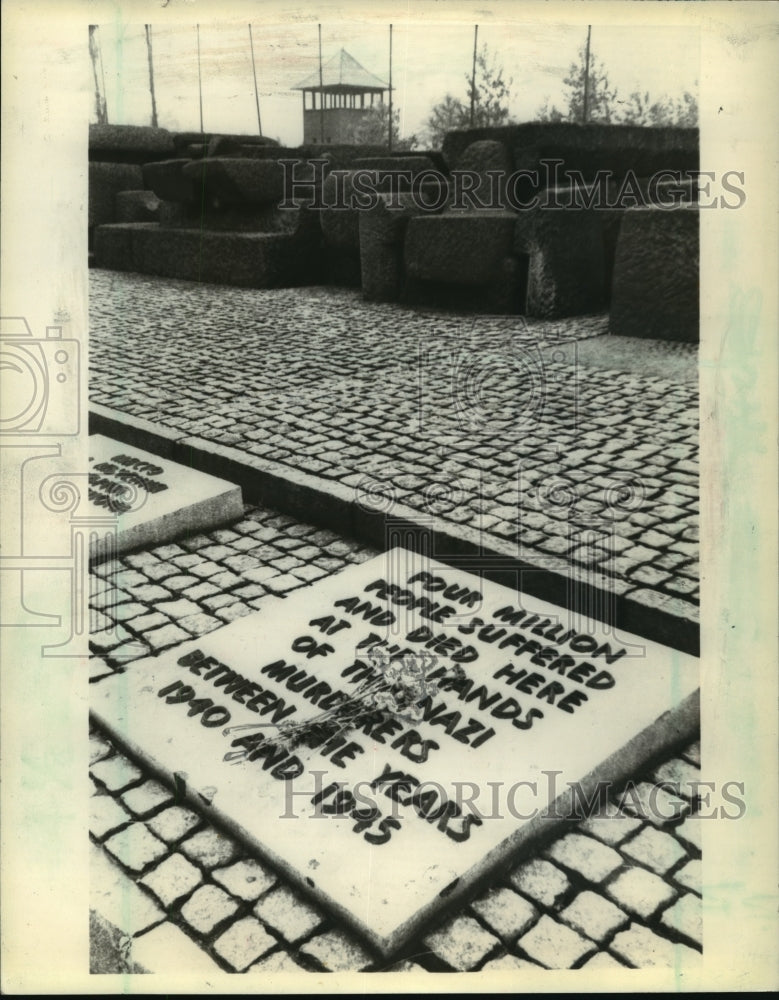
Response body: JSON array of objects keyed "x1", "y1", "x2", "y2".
[
  {"x1": 619, "y1": 780, "x2": 689, "y2": 826},
  {"x1": 442, "y1": 122, "x2": 698, "y2": 184},
  {"x1": 514, "y1": 191, "x2": 607, "y2": 318},
  {"x1": 405, "y1": 211, "x2": 517, "y2": 286},
  {"x1": 299, "y1": 929, "x2": 374, "y2": 972},
  {"x1": 122, "y1": 604, "x2": 168, "y2": 632},
  {"x1": 606, "y1": 866, "x2": 677, "y2": 919},
  {"x1": 110, "y1": 568, "x2": 149, "y2": 590},
  {"x1": 358, "y1": 195, "x2": 414, "y2": 302},
  {"x1": 204, "y1": 134, "x2": 248, "y2": 157},
  {"x1": 157, "y1": 598, "x2": 202, "y2": 619},
  {"x1": 181, "y1": 142, "x2": 211, "y2": 160},
  {"x1": 171, "y1": 130, "x2": 210, "y2": 155},
  {"x1": 143, "y1": 623, "x2": 191, "y2": 652},
  {"x1": 264, "y1": 572, "x2": 305, "y2": 593},
  {"x1": 114, "y1": 189, "x2": 161, "y2": 223},
  {"x1": 660, "y1": 892, "x2": 702, "y2": 946},
  {"x1": 91, "y1": 754, "x2": 143, "y2": 793},
  {"x1": 89, "y1": 731, "x2": 113, "y2": 765},
  {"x1": 610, "y1": 206, "x2": 699, "y2": 342},
  {"x1": 298, "y1": 143, "x2": 387, "y2": 167},
  {"x1": 253, "y1": 884, "x2": 324, "y2": 943},
  {"x1": 578, "y1": 801, "x2": 643, "y2": 846},
  {"x1": 158, "y1": 199, "x2": 283, "y2": 233},
  {"x1": 92, "y1": 222, "x2": 141, "y2": 272},
  {"x1": 188, "y1": 584, "x2": 230, "y2": 609},
  {"x1": 103, "y1": 822, "x2": 169, "y2": 873},
  {"x1": 610, "y1": 922, "x2": 700, "y2": 968},
  {"x1": 89, "y1": 161, "x2": 144, "y2": 232},
  {"x1": 352, "y1": 154, "x2": 436, "y2": 174},
  {"x1": 509, "y1": 858, "x2": 571, "y2": 908},
  {"x1": 94, "y1": 223, "x2": 320, "y2": 288},
  {"x1": 621, "y1": 825, "x2": 688, "y2": 874},
  {"x1": 452, "y1": 139, "x2": 514, "y2": 206},
  {"x1": 182, "y1": 157, "x2": 285, "y2": 208},
  {"x1": 545, "y1": 832, "x2": 623, "y2": 883},
  {"x1": 320, "y1": 172, "x2": 361, "y2": 251},
  {"x1": 469, "y1": 887, "x2": 538, "y2": 941},
  {"x1": 423, "y1": 914, "x2": 500, "y2": 970},
  {"x1": 89, "y1": 123, "x2": 176, "y2": 164},
  {"x1": 673, "y1": 859, "x2": 702, "y2": 895},
  {"x1": 120, "y1": 779, "x2": 174, "y2": 818},
  {"x1": 651, "y1": 756, "x2": 702, "y2": 798},
  {"x1": 123, "y1": 583, "x2": 173, "y2": 604},
  {"x1": 517, "y1": 914, "x2": 594, "y2": 969},
  {"x1": 142, "y1": 159, "x2": 197, "y2": 203},
  {"x1": 139, "y1": 852, "x2": 203, "y2": 907},
  {"x1": 171, "y1": 130, "x2": 279, "y2": 157},
  {"x1": 349, "y1": 162, "x2": 444, "y2": 201},
  {"x1": 180, "y1": 612, "x2": 222, "y2": 636},
  {"x1": 560, "y1": 890, "x2": 629, "y2": 942},
  {"x1": 146, "y1": 804, "x2": 202, "y2": 844},
  {"x1": 180, "y1": 884, "x2": 240, "y2": 934},
  {"x1": 179, "y1": 827, "x2": 241, "y2": 869},
  {"x1": 454, "y1": 138, "x2": 511, "y2": 175},
  {"x1": 212, "y1": 858, "x2": 277, "y2": 900},
  {"x1": 90, "y1": 793, "x2": 132, "y2": 840},
  {"x1": 163, "y1": 575, "x2": 200, "y2": 593}
]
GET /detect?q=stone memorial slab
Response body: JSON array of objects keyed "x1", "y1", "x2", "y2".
[
  {"x1": 88, "y1": 434, "x2": 242, "y2": 561},
  {"x1": 91, "y1": 548, "x2": 699, "y2": 956}
]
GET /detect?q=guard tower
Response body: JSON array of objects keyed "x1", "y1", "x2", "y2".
[{"x1": 294, "y1": 48, "x2": 390, "y2": 145}]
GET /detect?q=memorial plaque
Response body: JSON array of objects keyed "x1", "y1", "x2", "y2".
[
  {"x1": 88, "y1": 434, "x2": 243, "y2": 560},
  {"x1": 91, "y1": 549, "x2": 699, "y2": 956}
]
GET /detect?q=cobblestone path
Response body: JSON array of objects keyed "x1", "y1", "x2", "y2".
[{"x1": 89, "y1": 270, "x2": 699, "y2": 629}]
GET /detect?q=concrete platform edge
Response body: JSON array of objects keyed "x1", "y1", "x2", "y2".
[{"x1": 89, "y1": 403, "x2": 699, "y2": 656}]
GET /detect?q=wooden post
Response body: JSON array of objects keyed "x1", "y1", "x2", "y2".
[
  {"x1": 583, "y1": 25, "x2": 592, "y2": 124},
  {"x1": 144, "y1": 25, "x2": 158, "y2": 128},
  {"x1": 197, "y1": 24, "x2": 204, "y2": 133},
  {"x1": 388, "y1": 24, "x2": 393, "y2": 152},
  {"x1": 470, "y1": 24, "x2": 479, "y2": 127},
  {"x1": 318, "y1": 24, "x2": 325, "y2": 143},
  {"x1": 248, "y1": 24, "x2": 263, "y2": 135},
  {"x1": 88, "y1": 25, "x2": 108, "y2": 124}
]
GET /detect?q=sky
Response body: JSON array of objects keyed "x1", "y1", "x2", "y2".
[{"x1": 90, "y1": 19, "x2": 700, "y2": 144}]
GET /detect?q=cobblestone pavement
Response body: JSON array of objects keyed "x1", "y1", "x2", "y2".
[
  {"x1": 90, "y1": 501, "x2": 702, "y2": 974},
  {"x1": 89, "y1": 270, "x2": 699, "y2": 629}
]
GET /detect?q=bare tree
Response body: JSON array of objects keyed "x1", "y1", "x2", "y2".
[
  {"x1": 536, "y1": 44, "x2": 618, "y2": 124},
  {"x1": 537, "y1": 42, "x2": 698, "y2": 126},
  {"x1": 341, "y1": 103, "x2": 418, "y2": 150},
  {"x1": 423, "y1": 45, "x2": 515, "y2": 148}
]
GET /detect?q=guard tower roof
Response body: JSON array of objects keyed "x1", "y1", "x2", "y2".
[{"x1": 293, "y1": 47, "x2": 390, "y2": 93}]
